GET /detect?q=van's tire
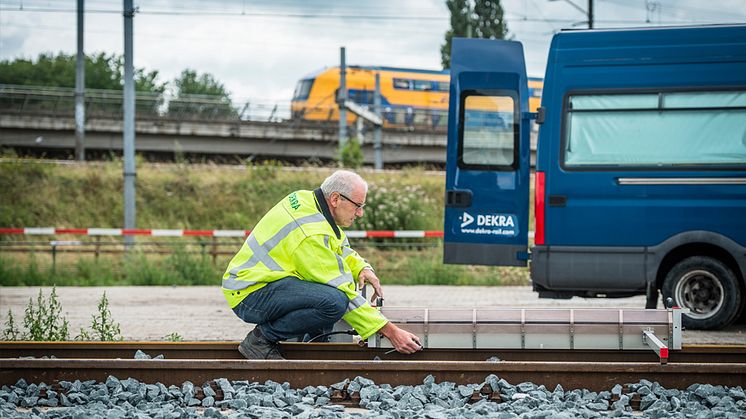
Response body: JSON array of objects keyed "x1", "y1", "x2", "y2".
[{"x1": 661, "y1": 256, "x2": 742, "y2": 330}]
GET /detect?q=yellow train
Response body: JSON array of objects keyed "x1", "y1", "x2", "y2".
[{"x1": 291, "y1": 65, "x2": 543, "y2": 130}]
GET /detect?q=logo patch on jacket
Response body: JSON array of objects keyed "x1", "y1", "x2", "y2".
[{"x1": 288, "y1": 192, "x2": 300, "y2": 210}]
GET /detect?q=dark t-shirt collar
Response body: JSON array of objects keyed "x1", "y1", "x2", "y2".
[{"x1": 313, "y1": 188, "x2": 341, "y2": 240}]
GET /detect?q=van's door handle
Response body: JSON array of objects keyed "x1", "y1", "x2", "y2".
[
  {"x1": 445, "y1": 190, "x2": 472, "y2": 207},
  {"x1": 549, "y1": 195, "x2": 566, "y2": 207}
]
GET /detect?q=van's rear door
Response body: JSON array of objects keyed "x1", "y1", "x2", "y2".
[{"x1": 444, "y1": 38, "x2": 531, "y2": 266}]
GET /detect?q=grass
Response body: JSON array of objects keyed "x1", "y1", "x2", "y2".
[
  {"x1": 362, "y1": 245, "x2": 528, "y2": 286},
  {"x1": 0, "y1": 242, "x2": 529, "y2": 287},
  {"x1": 0, "y1": 156, "x2": 531, "y2": 287},
  {"x1": 0, "y1": 157, "x2": 445, "y2": 231}
]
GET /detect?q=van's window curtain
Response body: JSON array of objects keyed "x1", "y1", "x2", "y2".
[
  {"x1": 564, "y1": 91, "x2": 746, "y2": 167},
  {"x1": 462, "y1": 95, "x2": 516, "y2": 166}
]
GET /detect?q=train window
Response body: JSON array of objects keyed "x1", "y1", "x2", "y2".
[
  {"x1": 393, "y1": 78, "x2": 411, "y2": 89},
  {"x1": 349, "y1": 89, "x2": 374, "y2": 105},
  {"x1": 393, "y1": 77, "x2": 448, "y2": 92},
  {"x1": 293, "y1": 79, "x2": 314, "y2": 100},
  {"x1": 413, "y1": 80, "x2": 432, "y2": 91},
  {"x1": 460, "y1": 93, "x2": 516, "y2": 168}
]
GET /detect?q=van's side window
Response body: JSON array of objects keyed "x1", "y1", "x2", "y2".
[
  {"x1": 564, "y1": 90, "x2": 746, "y2": 167},
  {"x1": 460, "y1": 94, "x2": 516, "y2": 168}
]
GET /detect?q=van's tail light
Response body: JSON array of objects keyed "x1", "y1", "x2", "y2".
[{"x1": 534, "y1": 171, "x2": 545, "y2": 245}]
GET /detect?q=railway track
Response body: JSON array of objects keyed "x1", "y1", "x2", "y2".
[{"x1": 2, "y1": 342, "x2": 745, "y2": 393}]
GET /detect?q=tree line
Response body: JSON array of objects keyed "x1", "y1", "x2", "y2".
[{"x1": 0, "y1": 52, "x2": 237, "y2": 119}]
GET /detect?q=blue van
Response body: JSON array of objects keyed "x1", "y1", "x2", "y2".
[{"x1": 443, "y1": 25, "x2": 746, "y2": 330}]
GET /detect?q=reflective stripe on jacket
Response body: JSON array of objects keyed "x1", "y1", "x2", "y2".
[{"x1": 221, "y1": 188, "x2": 387, "y2": 340}]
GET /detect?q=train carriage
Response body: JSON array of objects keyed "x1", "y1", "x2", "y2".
[{"x1": 291, "y1": 65, "x2": 542, "y2": 130}]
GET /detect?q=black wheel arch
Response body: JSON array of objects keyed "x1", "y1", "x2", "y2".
[{"x1": 646, "y1": 231, "x2": 746, "y2": 293}]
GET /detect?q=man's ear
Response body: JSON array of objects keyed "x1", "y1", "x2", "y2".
[{"x1": 328, "y1": 192, "x2": 339, "y2": 208}]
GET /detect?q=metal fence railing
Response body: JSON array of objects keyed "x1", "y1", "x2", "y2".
[
  {"x1": 0, "y1": 84, "x2": 450, "y2": 132},
  {"x1": 0, "y1": 84, "x2": 289, "y2": 123}
]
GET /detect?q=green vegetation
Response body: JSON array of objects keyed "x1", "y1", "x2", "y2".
[
  {"x1": 0, "y1": 246, "x2": 525, "y2": 287},
  {"x1": 0, "y1": 157, "x2": 444, "y2": 230},
  {"x1": 0, "y1": 251, "x2": 222, "y2": 287},
  {"x1": 2, "y1": 288, "x2": 123, "y2": 341},
  {"x1": 358, "y1": 183, "x2": 434, "y2": 232},
  {"x1": 441, "y1": 0, "x2": 509, "y2": 68},
  {"x1": 164, "y1": 332, "x2": 183, "y2": 342},
  {"x1": 2, "y1": 309, "x2": 21, "y2": 340},
  {"x1": 340, "y1": 138, "x2": 364, "y2": 169},
  {"x1": 22, "y1": 287, "x2": 70, "y2": 341},
  {"x1": 0, "y1": 53, "x2": 236, "y2": 118},
  {"x1": 364, "y1": 245, "x2": 527, "y2": 286},
  {"x1": 0, "y1": 157, "x2": 529, "y2": 287},
  {"x1": 82, "y1": 292, "x2": 122, "y2": 341},
  {"x1": 166, "y1": 69, "x2": 237, "y2": 119},
  {"x1": 0, "y1": 52, "x2": 163, "y2": 92}
]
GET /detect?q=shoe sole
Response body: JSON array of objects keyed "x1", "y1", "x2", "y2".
[
  {"x1": 238, "y1": 343, "x2": 285, "y2": 360},
  {"x1": 238, "y1": 344, "x2": 258, "y2": 360}
]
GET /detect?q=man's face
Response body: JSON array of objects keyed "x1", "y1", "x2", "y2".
[{"x1": 330, "y1": 183, "x2": 366, "y2": 228}]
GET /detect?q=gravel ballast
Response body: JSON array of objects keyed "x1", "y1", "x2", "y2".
[{"x1": 1, "y1": 374, "x2": 745, "y2": 418}]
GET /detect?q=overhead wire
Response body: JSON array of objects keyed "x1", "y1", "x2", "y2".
[
  {"x1": 4, "y1": 5, "x2": 735, "y2": 25},
  {"x1": 599, "y1": 0, "x2": 746, "y2": 21},
  {"x1": 3, "y1": 0, "x2": 743, "y2": 97}
]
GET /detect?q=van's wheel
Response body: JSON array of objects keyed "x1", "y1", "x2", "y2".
[{"x1": 661, "y1": 256, "x2": 742, "y2": 330}]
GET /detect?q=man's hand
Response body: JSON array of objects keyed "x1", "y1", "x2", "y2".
[
  {"x1": 378, "y1": 322, "x2": 422, "y2": 354},
  {"x1": 357, "y1": 268, "x2": 384, "y2": 303}
]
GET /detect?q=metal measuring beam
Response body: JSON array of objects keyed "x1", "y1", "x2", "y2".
[{"x1": 369, "y1": 307, "x2": 683, "y2": 363}]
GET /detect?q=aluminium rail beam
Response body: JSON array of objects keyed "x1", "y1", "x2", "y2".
[{"x1": 368, "y1": 307, "x2": 683, "y2": 364}]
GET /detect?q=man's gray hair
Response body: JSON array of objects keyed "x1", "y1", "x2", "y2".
[{"x1": 320, "y1": 170, "x2": 368, "y2": 198}]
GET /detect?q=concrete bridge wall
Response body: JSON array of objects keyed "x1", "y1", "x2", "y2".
[{"x1": 0, "y1": 114, "x2": 447, "y2": 164}]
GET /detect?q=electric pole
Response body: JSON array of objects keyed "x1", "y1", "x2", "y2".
[
  {"x1": 123, "y1": 0, "x2": 136, "y2": 247},
  {"x1": 74, "y1": 0, "x2": 85, "y2": 160},
  {"x1": 338, "y1": 47, "x2": 348, "y2": 156}
]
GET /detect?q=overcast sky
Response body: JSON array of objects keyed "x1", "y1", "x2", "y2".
[{"x1": 2, "y1": 0, "x2": 745, "y2": 107}]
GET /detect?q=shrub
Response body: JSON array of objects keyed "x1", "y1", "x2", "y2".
[
  {"x1": 23, "y1": 287, "x2": 70, "y2": 341},
  {"x1": 340, "y1": 138, "x2": 364, "y2": 169},
  {"x1": 356, "y1": 182, "x2": 433, "y2": 231},
  {"x1": 2, "y1": 309, "x2": 21, "y2": 340},
  {"x1": 88, "y1": 292, "x2": 122, "y2": 341}
]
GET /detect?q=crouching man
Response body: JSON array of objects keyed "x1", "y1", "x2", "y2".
[{"x1": 221, "y1": 170, "x2": 422, "y2": 359}]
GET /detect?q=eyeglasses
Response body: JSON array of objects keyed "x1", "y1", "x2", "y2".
[{"x1": 337, "y1": 192, "x2": 366, "y2": 210}]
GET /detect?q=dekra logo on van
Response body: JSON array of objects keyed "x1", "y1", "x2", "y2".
[{"x1": 461, "y1": 212, "x2": 515, "y2": 228}]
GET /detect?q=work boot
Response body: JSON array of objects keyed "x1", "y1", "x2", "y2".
[{"x1": 238, "y1": 327, "x2": 284, "y2": 360}]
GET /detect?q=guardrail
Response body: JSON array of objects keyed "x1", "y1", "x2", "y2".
[
  {"x1": 0, "y1": 84, "x2": 288, "y2": 123},
  {"x1": 0, "y1": 84, "x2": 450, "y2": 132}
]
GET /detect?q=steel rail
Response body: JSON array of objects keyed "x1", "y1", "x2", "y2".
[
  {"x1": 1, "y1": 342, "x2": 745, "y2": 392},
  {"x1": 1, "y1": 358, "x2": 744, "y2": 392},
  {"x1": 1, "y1": 342, "x2": 744, "y2": 363}
]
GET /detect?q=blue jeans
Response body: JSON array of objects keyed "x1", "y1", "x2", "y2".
[{"x1": 232, "y1": 276, "x2": 348, "y2": 343}]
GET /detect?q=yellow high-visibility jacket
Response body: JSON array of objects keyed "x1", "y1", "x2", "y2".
[{"x1": 221, "y1": 188, "x2": 387, "y2": 340}]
